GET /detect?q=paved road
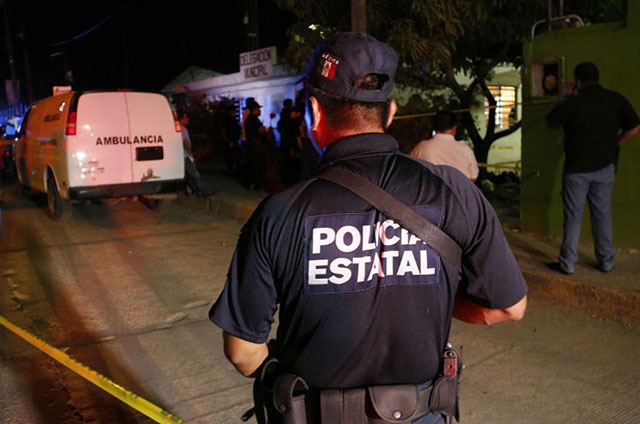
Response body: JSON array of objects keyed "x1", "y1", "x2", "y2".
[
  {"x1": 0, "y1": 193, "x2": 249, "y2": 423},
  {"x1": 1, "y1": 191, "x2": 639, "y2": 423}
]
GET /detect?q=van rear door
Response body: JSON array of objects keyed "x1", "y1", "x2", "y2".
[
  {"x1": 70, "y1": 92, "x2": 132, "y2": 187},
  {"x1": 124, "y1": 92, "x2": 183, "y2": 183}
]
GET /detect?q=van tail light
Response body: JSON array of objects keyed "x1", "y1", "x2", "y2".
[
  {"x1": 172, "y1": 111, "x2": 182, "y2": 133},
  {"x1": 66, "y1": 112, "x2": 77, "y2": 135}
]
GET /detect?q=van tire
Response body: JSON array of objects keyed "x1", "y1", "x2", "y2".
[
  {"x1": 13, "y1": 161, "x2": 30, "y2": 199},
  {"x1": 143, "y1": 197, "x2": 163, "y2": 210},
  {"x1": 16, "y1": 183, "x2": 30, "y2": 200},
  {"x1": 47, "y1": 175, "x2": 70, "y2": 221},
  {"x1": 8, "y1": 158, "x2": 18, "y2": 182}
]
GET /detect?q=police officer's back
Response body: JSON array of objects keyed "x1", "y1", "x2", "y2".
[{"x1": 210, "y1": 32, "x2": 528, "y2": 423}]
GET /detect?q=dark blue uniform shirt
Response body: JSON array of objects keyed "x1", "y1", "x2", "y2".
[{"x1": 210, "y1": 133, "x2": 527, "y2": 389}]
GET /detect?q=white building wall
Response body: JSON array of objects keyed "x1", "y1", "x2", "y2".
[{"x1": 180, "y1": 66, "x2": 302, "y2": 142}]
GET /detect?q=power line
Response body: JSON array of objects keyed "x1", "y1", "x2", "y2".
[{"x1": 46, "y1": 4, "x2": 127, "y2": 47}]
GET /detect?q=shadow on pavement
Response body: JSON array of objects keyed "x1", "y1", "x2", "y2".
[{"x1": 1, "y1": 211, "x2": 163, "y2": 423}]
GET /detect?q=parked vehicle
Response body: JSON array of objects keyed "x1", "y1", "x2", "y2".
[{"x1": 13, "y1": 90, "x2": 185, "y2": 219}]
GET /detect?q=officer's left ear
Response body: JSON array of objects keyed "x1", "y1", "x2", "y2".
[{"x1": 386, "y1": 99, "x2": 397, "y2": 130}]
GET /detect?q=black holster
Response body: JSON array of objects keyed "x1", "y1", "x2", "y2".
[
  {"x1": 251, "y1": 357, "x2": 281, "y2": 424},
  {"x1": 429, "y1": 374, "x2": 459, "y2": 420},
  {"x1": 429, "y1": 345, "x2": 462, "y2": 422},
  {"x1": 272, "y1": 373, "x2": 312, "y2": 424},
  {"x1": 249, "y1": 357, "x2": 314, "y2": 424}
]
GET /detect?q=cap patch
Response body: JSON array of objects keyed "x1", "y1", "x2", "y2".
[{"x1": 320, "y1": 52, "x2": 340, "y2": 80}]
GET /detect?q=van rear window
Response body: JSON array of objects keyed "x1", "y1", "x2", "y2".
[{"x1": 136, "y1": 146, "x2": 163, "y2": 161}]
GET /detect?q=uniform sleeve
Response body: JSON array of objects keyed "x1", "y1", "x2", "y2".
[
  {"x1": 209, "y1": 203, "x2": 278, "y2": 343},
  {"x1": 456, "y1": 183, "x2": 528, "y2": 309},
  {"x1": 618, "y1": 96, "x2": 640, "y2": 131}
]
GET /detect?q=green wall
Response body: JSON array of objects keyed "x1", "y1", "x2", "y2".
[{"x1": 522, "y1": 0, "x2": 640, "y2": 248}]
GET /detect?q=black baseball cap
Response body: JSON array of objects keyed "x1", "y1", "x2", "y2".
[{"x1": 300, "y1": 32, "x2": 398, "y2": 102}]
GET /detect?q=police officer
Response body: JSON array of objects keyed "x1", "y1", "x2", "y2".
[{"x1": 210, "y1": 32, "x2": 528, "y2": 423}]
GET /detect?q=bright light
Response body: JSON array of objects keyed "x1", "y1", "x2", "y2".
[
  {"x1": 308, "y1": 24, "x2": 318, "y2": 30},
  {"x1": 76, "y1": 151, "x2": 86, "y2": 160}
]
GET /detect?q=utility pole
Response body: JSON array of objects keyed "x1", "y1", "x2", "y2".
[
  {"x1": 351, "y1": 0, "x2": 367, "y2": 33},
  {"x1": 19, "y1": 22, "x2": 33, "y2": 103},
  {"x1": 244, "y1": 0, "x2": 259, "y2": 51},
  {"x1": 2, "y1": 0, "x2": 19, "y2": 106},
  {"x1": 122, "y1": 33, "x2": 129, "y2": 88}
]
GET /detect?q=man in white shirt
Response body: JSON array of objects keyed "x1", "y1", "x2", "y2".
[{"x1": 410, "y1": 110, "x2": 479, "y2": 181}]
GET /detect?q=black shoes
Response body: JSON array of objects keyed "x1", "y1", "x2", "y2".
[
  {"x1": 597, "y1": 262, "x2": 615, "y2": 273},
  {"x1": 546, "y1": 260, "x2": 616, "y2": 274},
  {"x1": 546, "y1": 261, "x2": 574, "y2": 275}
]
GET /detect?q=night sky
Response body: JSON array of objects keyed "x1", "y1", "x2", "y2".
[{"x1": 2, "y1": 0, "x2": 296, "y2": 102}]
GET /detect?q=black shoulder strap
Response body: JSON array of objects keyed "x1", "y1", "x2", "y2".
[{"x1": 317, "y1": 166, "x2": 462, "y2": 272}]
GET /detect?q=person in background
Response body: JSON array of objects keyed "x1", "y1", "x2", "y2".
[
  {"x1": 410, "y1": 110, "x2": 479, "y2": 182},
  {"x1": 180, "y1": 113, "x2": 213, "y2": 196},
  {"x1": 546, "y1": 62, "x2": 640, "y2": 274},
  {"x1": 278, "y1": 98, "x2": 302, "y2": 183},
  {"x1": 243, "y1": 98, "x2": 270, "y2": 190}
]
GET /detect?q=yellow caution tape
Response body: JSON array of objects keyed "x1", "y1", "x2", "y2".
[
  {"x1": 489, "y1": 145, "x2": 519, "y2": 150},
  {"x1": 477, "y1": 162, "x2": 521, "y2": 171},
  {"x1": 0, "y1": 314, "x2": 187, "y2": 424},
  {"x1": 393, "y1": 97, "x2": 559, "y2": 121}
]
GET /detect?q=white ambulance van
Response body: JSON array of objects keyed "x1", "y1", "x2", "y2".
[{"x1": 14, "y1": 90, "x2": 185, "y2": 219}]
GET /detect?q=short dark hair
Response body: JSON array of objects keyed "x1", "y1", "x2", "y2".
[
  {"x1": 305, "y1": 73, "x2": 391, "y2": 131},
  {"x1": 434, "y1": 110, "x2": 457, "y2": 132},
  {"x1": 283, "y1": 98, "x2": 293, "y2": 108},
  {"x1": 574, "y1": 62, "x2": 599, "y2": 84}
]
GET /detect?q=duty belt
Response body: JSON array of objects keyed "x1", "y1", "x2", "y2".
[{"x1": 247, "y1": 352, "x2": 461, "y2": 424}]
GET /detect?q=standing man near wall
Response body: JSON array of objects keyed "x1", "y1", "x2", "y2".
[
  {"x1": 410, "y1": 110, "x2": 479, "y2": 182},
  {"x1": 210, "y1": 32, "x2": 527, "y2": 423},
  {"x1": 546, "y1": 62, "x2": 640, "y2": 275},
  {"x1": 244, "y1": 98, "x2": 270, "y2": 190}
]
